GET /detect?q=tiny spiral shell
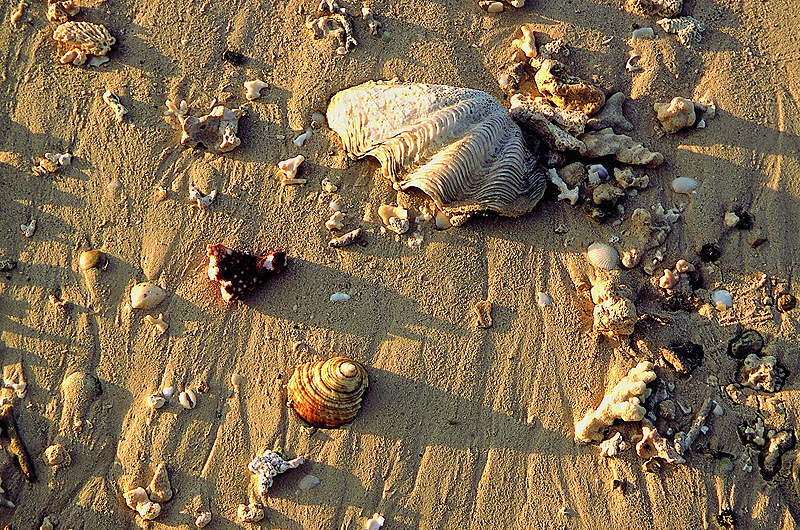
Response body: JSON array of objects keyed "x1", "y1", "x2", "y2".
[{"x1": 286, "y1": 356, "x2": 368, "y2": 428}]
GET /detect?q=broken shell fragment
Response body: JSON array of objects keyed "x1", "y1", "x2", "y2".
[
  {"x1": 777, "y1": 293, "x2": 797, "y2": 312},
  {"x1": 147, "y1": 393, "x2": 166, "y2": 409},
  {"x1": 657, "y1": 16, "x2": 705, "y2": 47},
  {"x1": 130, "y1": 282, "x2": 167, "y2": 309},
  {"x1": 587, "y1": 243, "x2": 618, "y2": 270},
  {"x1": 147, "y1": 463, "x2": 172, "y2": 503},
  {"x1": 79, "y1": 249, "x2": 105, "y2": 271},
  {"x1": 329, "y1": 227, "x2": 363, "y2": 248},
  {"x1": 207, "y1": 244, "x2": 287, "y2": 302},
  {"x1": 297, "y1": 473, "x2": 321, "y2": 490},
  {"x1": 180, "y1": 106, "x2": 246, "y2": 153},
  {"x1": 387, "y1": 216, "x2": 410, "y2": 234},
  {"x1": 102, "y1": 90, "x2": 127, "y2": 122},
  {"x1": 21, "y1": 219, "x2": 36, "y2": 238},
  {"x1": 189, "y1": 186, "x2": 217, "y2": 208},
  {"x1": 137, "y1": 501, "x2": 162, "y2": 520},
  {"x1": 244, "y1": 79, "x2": 269, "y2": 100},
  {"x1": 330, "y1": 292, "x2": 350, "y2": 302},
  {"x1": 286, "y1": 356, "x2": 369, "y2": 428},
  {"x1": 124, "y1": 487, "x2": 149, "y2": 510},
  {"x1": 248, "y1": 449, "x2": 305, "y2": 496},
  {"x1": 277, "y1": 155, "x2": 306, "y2": 182}
]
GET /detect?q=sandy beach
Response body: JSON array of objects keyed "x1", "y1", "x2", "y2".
[{"x1": 1, "y1": 0, "x2": 799, "y2": 527}]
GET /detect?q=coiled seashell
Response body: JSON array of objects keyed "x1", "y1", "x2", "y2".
[
  {"x1": 587, "y1": 243, "x2": 619, "y2": 270},
  {"x1": 671, "y1": 177, "x2": 699, "y2": 194},
  {"x1": 327, "y1": 80, "x2": 547, "y2": 226},
  {"x1": 130, "y1": 282, "x2": 167, "y2": 309},
  {"x1": 286, "y1": 356, "x2": 368, "y2": 428}
]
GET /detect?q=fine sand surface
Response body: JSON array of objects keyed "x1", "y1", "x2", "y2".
[{"x1": 1, "y1": 0, "x2": 800, "y2": 527}]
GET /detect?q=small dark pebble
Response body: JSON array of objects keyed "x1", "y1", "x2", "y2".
[
  {"x1": 612, "y1": 478, "x2": 627, "y2": 492},
  {"x1": 698, "y1": 243, "x2": 721, "y2": 262},
  {"x1": 727, "y1": 329, "x2": 764, "y2": 359},
  {"x1": 662, "y1": 292, "x2": 701, "y2": 312},
  {"x1": 222, "y1": 49, "x2": 245, "y2": 65},
  {"x1": 734, "y1": 210, "x2": 752, "y2": 230},
  {"x1": 661, "y1": 340, "x2": 704, "y2": 376},
  {"x1": 776, "y1": 293, "x2": 796, "y2": 312},
  {"x1": 717, "y1": 509, "x2": 736, "y2": 528},
  {"x1": 749, "y1": 235, "x2": 767, "y2": 248}
]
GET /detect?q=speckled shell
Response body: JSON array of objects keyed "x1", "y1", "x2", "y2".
[
  {"x1": 287, "y1": 356, "x2": 368, "y2": 428},
  {"x1": 326, "y1": 80, "x2": 546, "y2": 225},
  {"x1": 130, "y1": 282, "x2": 167, "y2": 309},
  {"x1": 587, "y1": 243, "x2": 619, "y2": 270}
]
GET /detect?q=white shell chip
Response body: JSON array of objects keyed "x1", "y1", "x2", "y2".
[{"x1": 130, "y1": 282, "x2": 167, "y2": 309}]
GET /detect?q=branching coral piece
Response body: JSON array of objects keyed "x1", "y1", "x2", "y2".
[
  {"x1": 578, "y1": 128, "x2": 664, "y2": 167},
  {"x1": 637, "y1": 421, "x2": 685, "y2": 463},
  {"x1": 587, "y1": 92, "x2": 633, "y2": 132},
  {"x1": 575, "y1": 361, "x2": 656, "y2": 443}
]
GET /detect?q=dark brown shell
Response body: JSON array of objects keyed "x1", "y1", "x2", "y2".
[{"x1": 286, "y1": 356, "x2": 368, "y2": 428}]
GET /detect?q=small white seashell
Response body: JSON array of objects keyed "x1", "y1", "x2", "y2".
[
  {"x1": 434, "y1": 210, "x2": 452, "y2": 230},
  {"x1": 696, "y1": 118, "x2": 706, "y2": 129},
  {"x1": 102, "y1": 90, "x2": 127, "y2": 123},
  {"x1": 293, "y1": 128, "x2": 313, "y2": 148},
  {"x1": 330, "y1": 292, "x2": 351, "y2": 302},
  {"x1": 161, "y1": 386, "x2": 175, "y2": 400},
  {"x1": 587, "y1": 243, "x2": 619, "y2": 270},
  {"x1": 671, "y1": 177, "x2": 700, "y2": 194},
  {"x1": 536, "y1": 292, "x2": 552, "y2": 307},
  {"x1": 366, "y1": 513, "x2": 386, "y2": 530},
  {"x1": 21, "y1": 219, "x2": 36, "y2": 238},
  {"x1": 147, "y1": 393, "x2": 166, "y2": 409},
  {"x1": 231, "y1": 372, "x2": 244, "y2": 388},
  {"x1": 712, "y1": 289, "x2": 733, "y2": 310},
  {"x1": 88, "y1": 55, "x2": 110, "y2": 67},
  {"x1": 297, "y1": 474, "x2": 321, "y2": 491},
  {"x1": 179, "y1": 389, "x2": 197, "y2": 409},
  {"x1": 325, "y1": 211, "x2": 345, "y2": 231},
  {"x1": 130, "y1": 282, "x2": 167, "y2": 309},
  {"x1": 377, "y1": 204, "x2": 407, "y2": 225},
  {"x1": 244, "y1": 79, "x2": 269, "y2": 100}
]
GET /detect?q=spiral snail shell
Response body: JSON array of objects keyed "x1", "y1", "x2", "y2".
[{"x1": 286, "y1": 356, "x2": 368, "y2": 428}]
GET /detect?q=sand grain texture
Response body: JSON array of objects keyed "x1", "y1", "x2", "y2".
[{"x1": 1, "y1": 0, "x2": 799, "y2": 528}]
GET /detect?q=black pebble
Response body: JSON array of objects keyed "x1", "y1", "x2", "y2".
[
  {"x1": 735, "y1": 210, "x2": 753, "y2": 230},
  {"x1": 717, "y1": 509, "x2": 736, "y2": 528},
  {"x1": 222, "y1": 50, "x2": 245, "y2": 65},
  {"x1": 698, "y1": 243, "x2": 721, "y2": 262}
]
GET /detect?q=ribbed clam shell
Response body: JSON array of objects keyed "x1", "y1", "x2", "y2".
[
  {"x1": 587, "y1": 243, "x2": 619, "y2": 270},
  {"x1": 287, "y1": 356, "x2": 368, "y2": 428},
  {"x1": 326, "y1": 80, "x2": 546, "y2": 225}
]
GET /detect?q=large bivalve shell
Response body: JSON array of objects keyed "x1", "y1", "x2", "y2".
[
  {"x1": 286, "y1": 356, "x2": 368, "y2": 428},
  {"x1": 327, "y1": 80, "x2": 547, "y2": 226}
]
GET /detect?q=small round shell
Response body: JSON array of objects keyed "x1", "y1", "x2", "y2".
[
  {"x1": 587, "y1": 243, "x2": 619, "y2": 270},
  {"x1": 712, "y1": 289, "x2": 733, "y2": 310},
  {"x1": 79, "y1": 249, "x2": 105, "y2": 270},
  {"x1": 536, "y1": 292, "x2": 552, "y2": 307},
  {"x1": 286, "y1": 356, "x2": 368, "y2": 428},
  {"x1": 671, "y1": 177, "x2": 700, "y2": 194},
  {"x1": 130, "y1": 282, "x2": 167, "y2": 309},
  {"x1": 179, "y1": 389, "x2": 197, "y2": 409}
]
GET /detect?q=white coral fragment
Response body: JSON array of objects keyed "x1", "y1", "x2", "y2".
[
  {"x1": 277, "y1": 155, "x2": 306, "y2": 183},
  {"x1": 547, "y1": 168, "x2": 579, "y2": 205},
  {"x1": 244, "y1": 79, "x2": 269, "y2": 100},
  {"x1": 575, "y1": 361, "x2": 656, "y2": 443},
  {"x1": 590, "y1": 279, "x2": 637, "y2": 338}
]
